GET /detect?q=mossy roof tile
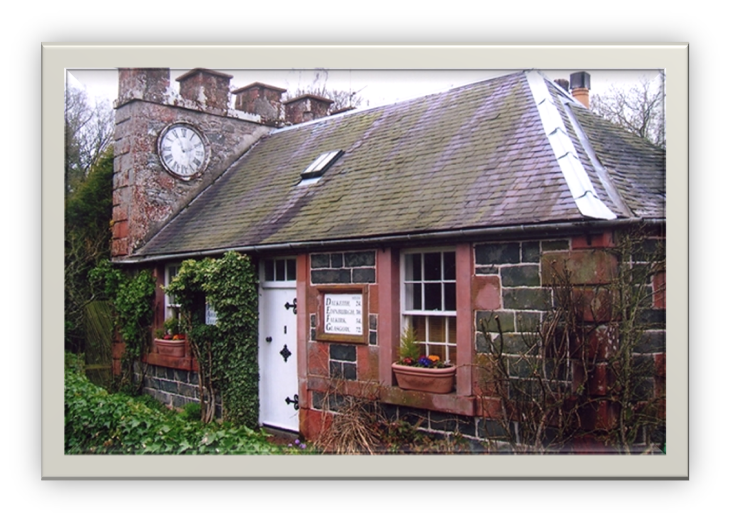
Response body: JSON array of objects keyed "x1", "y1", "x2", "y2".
[{"x1": 137, "y1": 71, "x2": 665, "y2": 258}]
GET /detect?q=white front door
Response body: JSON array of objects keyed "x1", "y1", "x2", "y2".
[{"x1": 259, "y1": 259, "x2": 299, "y2": 432}]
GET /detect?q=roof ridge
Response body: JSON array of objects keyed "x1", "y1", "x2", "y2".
[
  {"x1": 560, "y1": 98, "x2": 634, "y2": 218},
  {"x1": 525, "y1": 70, "x2": 616, "y2": 221}
]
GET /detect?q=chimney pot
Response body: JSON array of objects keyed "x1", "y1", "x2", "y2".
[{"x1": 569, "y1": 71, "x2": 591, "y2": 109}]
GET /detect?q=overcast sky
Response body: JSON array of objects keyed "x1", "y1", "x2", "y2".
[{"x1": 68, "y1": 68, "x2": 663, "y2": 110}]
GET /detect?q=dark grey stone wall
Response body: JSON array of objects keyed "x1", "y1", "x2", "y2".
[
  {"x1": 134, "y1": 363, "x2": 223, "y2": 415},
  {"x1": 310, "y1": 251, "x2": 376, "y2": 285}
]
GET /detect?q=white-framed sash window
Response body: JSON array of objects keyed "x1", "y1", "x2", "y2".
[{"x1": 402, "y1": 250, "x2": 457, "y2": 364}]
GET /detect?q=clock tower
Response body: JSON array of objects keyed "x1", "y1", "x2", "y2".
[{"x1": 111, "y1": 68, "x2": 276, "y2": 259}]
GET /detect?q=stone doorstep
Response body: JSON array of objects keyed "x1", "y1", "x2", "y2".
[{"x1": 261, "y1": 425, "x2": 302, "y2": 446}]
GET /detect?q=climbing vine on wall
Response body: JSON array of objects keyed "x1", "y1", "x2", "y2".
[
  {"x1": 89, "y1": 260, "x2": 156, "y2": 392},
  {"x1": 165, "y1": 252, "x2": 259, "y2": 427}
]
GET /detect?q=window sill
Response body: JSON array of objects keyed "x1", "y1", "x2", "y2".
[{"x1": 379, "y1": 385, "x2": 475, "y2": 417}]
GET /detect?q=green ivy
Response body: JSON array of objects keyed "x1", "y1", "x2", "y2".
[
  {"x1": 165, "y1": 252, "x2": 259, "y2": 428},
  {"x1": 64, "y1": 356, "x2": 291, "y2": 455},
  {"x1": 89, "y1": 260, "x2": 156, "y2": 390}
]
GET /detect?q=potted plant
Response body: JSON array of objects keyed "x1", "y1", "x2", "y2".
[
  {"x1": 391, "y1": 325, "x2": 456, "y2": 394},
  {"x1": 153, "y1": 317, "x2": 187, "y2": 357}
]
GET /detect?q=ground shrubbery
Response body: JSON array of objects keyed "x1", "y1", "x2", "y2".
[{"x1": 64, "y1": 356, "x2": 297, "y2": 455}]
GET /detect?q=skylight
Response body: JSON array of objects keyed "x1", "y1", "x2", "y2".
[{"x1": 301, "y1": 150, "x2": 343, "y2": 180}]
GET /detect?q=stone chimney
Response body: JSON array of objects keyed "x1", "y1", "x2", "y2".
[
  {"x1": 570, "y1": 71, "x2": 591, "y2": 109},
  {"x1": 284, "y1": 94, "x2": 334, "y2": 124},
  {"x1": 176, "y1": 68, "x2": 233, "y2": 116},
  {"x1": 117, "y1": 68, "x2": 170, "y2": 106},
  {"x1": 232, "y1": 82, "x2": 287, "y2": 125}
]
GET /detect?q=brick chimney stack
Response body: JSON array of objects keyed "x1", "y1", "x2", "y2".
[
  {"x1": 232, "y1": 82, "x2": 287, "y2": 125},
  {"x1": 117, "y1": 68, "x2": 170, "y2": 106},
  {"x1": 284, "y1": 94, "x2": 334, "y2": 124},
  {"x1": 570, "y1": 71, "x2": 591, "y2": 109},
  {"x1": 176, "y1": 68, "x2": 233, "y2": 116}
]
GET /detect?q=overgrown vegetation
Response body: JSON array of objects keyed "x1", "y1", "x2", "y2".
[
  {"x1": 313, "y1": 382, "x2": 471, "y2": 455},
  {"x1": 64, "y1": 355, "x2": 292, "y2": 455},
  {"x1": 477, "y1": 226, "x2": 666, "y2": 453},
  {"x1": 89, "y1": 261, "x2": 156, "y2": 392},
  {"x1": 65, "y1": 147, "x2": 114, "y2": 354},
  {"x1": 165, "y1": 252, "x2": 259, "y2": 427}
]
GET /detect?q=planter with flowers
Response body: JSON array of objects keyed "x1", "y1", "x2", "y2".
[
  {"x1": 153, "y1": 317, "x2": 188, "y2": 358},
  {"x1": 391, "y1": 326, "x2": 456, "y2": 394}
]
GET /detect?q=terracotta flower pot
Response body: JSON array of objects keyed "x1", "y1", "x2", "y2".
[
  {"x1": 392, "y1": 363, "x2": 456, "y2": 394},
  {"x1": 153, "y1": 338, "x2": 187, "y2": 357}
]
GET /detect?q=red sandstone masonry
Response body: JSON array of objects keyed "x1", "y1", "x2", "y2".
[
  {"x1": 571, "y1": 231, "x2": 614, "y2": 250},
  {"x1": 471, "y1": 275, "x2": 501, "y2": 310},
  {"x1": 653, "y1": 272, "x2": 666, "y2": 309}
]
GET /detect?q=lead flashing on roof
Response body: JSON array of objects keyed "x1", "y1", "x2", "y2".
[{"x1": 526, "y1": 71, "x2": 616, "y2": 221}]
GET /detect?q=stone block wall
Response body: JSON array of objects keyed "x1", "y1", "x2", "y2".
[
  {"x1": 306, "y1": 250, "x2": 378, "y2": 383},
  {"x1": 301, "y1": 233, "x2": 664, "y2": 447}
]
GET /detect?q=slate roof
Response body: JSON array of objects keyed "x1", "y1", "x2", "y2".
[{"x1": 135, "y1": 71, "x2": 665, "y2": 259}]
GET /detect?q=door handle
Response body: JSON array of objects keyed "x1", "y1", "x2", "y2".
[
  {"x1": 285, "y1": 394, "x2": 299, "y2": 410},
  {"x1": 284, "y1": 298, "x2": 297, "y2": 314}
]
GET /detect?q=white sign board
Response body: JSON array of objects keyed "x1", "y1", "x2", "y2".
[
  {"x1": 323, "y1": 293, "x2": 363, "y2": 335},
  {"x1": 205, "y1": 302, "x2": 217, "y2": 325}
]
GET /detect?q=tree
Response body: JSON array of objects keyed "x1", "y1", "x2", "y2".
[
  {"x1": 65, "y1": 85, "x2": 115, "y2": 193},
  {"x1": 590, "y1": 74, "x2": 665, "y2": 149},
  {"x1": 65, "y1": 147, "x2": 114, "y2": 353},
  {"x1": 286, "y1": 69, "x2": 366, "y2": 113}
]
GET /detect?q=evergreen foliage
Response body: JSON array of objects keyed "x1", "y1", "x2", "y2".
[
  {"x1": 89, "y1": 261, "x2": 156, "y2": 391},
  {"x1": 64, "y1": 355, "x2": 288, "y2": 455},
  {"x1": 65, "y1": 147, "x2": 114, "y2": 353},
  {"x1": 165, "y1": 252, "x2": 260, "y2": 427}
]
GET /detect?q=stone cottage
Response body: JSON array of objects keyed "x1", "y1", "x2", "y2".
[{"x1": 110, "y1": 68, "x2": 666, "y2": 448}]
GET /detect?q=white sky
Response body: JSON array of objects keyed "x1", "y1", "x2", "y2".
[{"x1": 68, "y1": 68, "x2": 663, "y2": 110}]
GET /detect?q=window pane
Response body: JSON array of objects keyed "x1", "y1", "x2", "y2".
[
  {"x1": 444, "y1": 282, "x2": 456, "y2": 311},
  {"x1": 429, "y1": 317, "x2": 446, "y2": 343},
  {"x1": 406, "y1": 253, "x2": 421, "y2": 281},
  {"x1": 443, "y1": 251, "x2": 456, "y2": 280},
  {"x1": 447, "y1": 316, "x2": 456, "y2": 344},
  {"x1": 275, "y1": 259, "x2": 286, "y2": 281},
  {"x1": 405, "y1": 282, "x2": 422, "y2": 310},
  {"x1": 428, "y1": 344, "x2": 446, "y2": 362},
  {"x1": 424, "y1": 283, "x2": 441, "y2": 310},
  {"x1": 412, "y1": 316, "x2": 427, "y2": 353},
  {"x1": 424, "y1": 252, "x2": 441, "y2": 281},
  {"x1": 286, "y1": 259, "x2": 296, "y2": 280},
  {"x1": 264, "y1": 260, "x2": 274, "y2": 281}
]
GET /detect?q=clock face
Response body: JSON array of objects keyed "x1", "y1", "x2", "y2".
[{"x1": 158, "y1": 123, "x2": 208, "y2": 180}]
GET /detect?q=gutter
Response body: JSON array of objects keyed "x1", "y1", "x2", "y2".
[{"x1": 113, "y1": 217, "x2": 664, "y2": 265}]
